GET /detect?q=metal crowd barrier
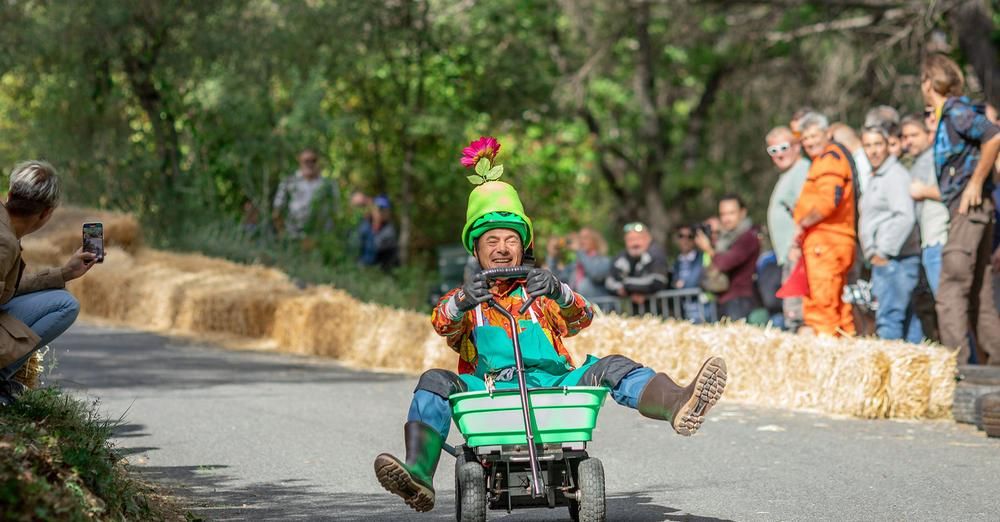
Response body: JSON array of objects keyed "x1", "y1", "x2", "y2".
[{"x1": 588, "y1": 288, "x2": 718, "y2": 323}]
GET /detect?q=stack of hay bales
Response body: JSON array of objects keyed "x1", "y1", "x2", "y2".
[{"x1": 19, "y1": 206, "x2": 958, "y2": 420}]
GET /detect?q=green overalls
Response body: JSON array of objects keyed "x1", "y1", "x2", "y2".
[{"x1": 458, "y1": 289, "x2": 600, "y2": 392}]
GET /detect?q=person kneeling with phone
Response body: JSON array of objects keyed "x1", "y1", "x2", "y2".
[{"x1": 0, "y1": 161, "x2": 97, "y2": 405}]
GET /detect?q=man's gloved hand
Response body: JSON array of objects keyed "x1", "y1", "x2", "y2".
[
  {"x1": 453, "y1": 273, "x2": 492, "y2": 313},
  {"x1": 526, "y1": 268, "x2": 567, "y2": 302}
]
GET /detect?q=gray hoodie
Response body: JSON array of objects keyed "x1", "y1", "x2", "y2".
[{"x1": 859, "y1": 155, "x2": 920, "y2": 260}]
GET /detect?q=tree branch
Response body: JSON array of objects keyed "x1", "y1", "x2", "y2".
[{"x1": 579, "y1": 107, "x2": 629, "y2": 202}]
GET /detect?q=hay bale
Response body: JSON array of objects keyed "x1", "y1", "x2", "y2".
[
  {"x1": 35, "y1": 206, "x2": 142, "y2": 256},
  {"x1": 11, "y1": 350, "x2": 45, "y2": 389},
  {"x1": 173, "y1": 277, "x2": 297, "y2": 338},
  {"x1": 926, "y1": 345, "x2": 958, "y2": 419}
]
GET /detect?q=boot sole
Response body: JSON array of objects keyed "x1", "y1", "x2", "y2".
[
  {"x1": 673, "y1": 357, "x2": 727, "y2": 436},
  {"x1": 374, "y1": 453, "x2": 435, "y2": 512}
]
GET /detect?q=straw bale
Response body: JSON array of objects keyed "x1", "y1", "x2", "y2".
[
  {"x1": 272, "y1": 288, "x2": 369, "y2": 357},
  {"x1": 36, "y1": 206, "x2": 142, "y2": 255},
  {"x1": 925, "y1": 345, "x2": 957, "y2": 419},
  {"x1": 11, "y1": 350, "x2": 44, "y2": 389},
  {"x1": 172, "y1": 275, "x2": 297, "y2": 338},
  {"x1": 882, "y1": 344, "x2": 932, "y2": 418}
]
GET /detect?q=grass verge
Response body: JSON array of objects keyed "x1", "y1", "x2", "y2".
[{"x1": 0, "y1": 388, "x2": 188, "y2": 521}]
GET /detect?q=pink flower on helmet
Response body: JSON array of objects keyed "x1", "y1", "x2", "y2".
[{"x1": 460, "y1": 136, "x2": 501, "y2": 169}]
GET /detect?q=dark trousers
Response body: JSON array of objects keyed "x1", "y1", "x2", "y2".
[
  {"x1": 937, "y1": 200, "x2": 1000, "y2": 365},
  {"x1": 719, "y1": 296, "x2": 754, "y2": 321}
]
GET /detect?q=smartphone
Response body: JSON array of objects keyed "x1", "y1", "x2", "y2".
[{"x1": 82, "y1": 222, "x2": 105, "y2": 263}]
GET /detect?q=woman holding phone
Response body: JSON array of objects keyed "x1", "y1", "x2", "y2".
[{"x1": 0, "y1": 160, "x2": 97, "y2": 406}]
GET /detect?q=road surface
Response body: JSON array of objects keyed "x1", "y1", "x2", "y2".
[{"x1": 49, "y1": 323, "x2": 1000, "y2": 521}]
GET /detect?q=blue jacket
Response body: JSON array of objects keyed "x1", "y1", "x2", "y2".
[{"x1": 935, "y1": 97, "x2": 999, "y2": 211}]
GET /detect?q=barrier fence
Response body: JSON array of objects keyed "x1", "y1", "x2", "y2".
[{"x1": 589, "y1": 288, "x2": 718, "y2": 322}]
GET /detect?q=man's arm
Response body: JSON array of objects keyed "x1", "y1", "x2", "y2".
[
  {"x1": 430, "y1": 287, "x2": 473, "y2": 352},
  {"x1": 873, "y1": 169, "x2": 918, "y2": 259},
  {"x1": 622, "y1": 251, "x2": 668, "y2": 294},
  {"x1": 794, "y1": 155, "x2": 848, "y2": 228},
  {"x1": 604, "y1": 254, "x2": 627, "y2": 295},
  {"x1": 951, "y1": 106, "x2": 1000, "y2": 214},
  {"x1": 712, "y1": 230, "x2": 758, "y2": 273},
  {"x1": 542, "y1": 290, "x2": 595, "y2": 338}
]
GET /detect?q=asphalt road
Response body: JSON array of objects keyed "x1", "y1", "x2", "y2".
[{"x1": 48, "y1": 323, "x2": 1000, "y2": 522}]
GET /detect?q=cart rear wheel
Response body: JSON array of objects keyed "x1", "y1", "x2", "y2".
[
  {"x1": 570, "y1": 457, "x2": 606, "y2": 522},
  {"x1": 455, "y1": 448, "x2": 486, "y2": 522}
]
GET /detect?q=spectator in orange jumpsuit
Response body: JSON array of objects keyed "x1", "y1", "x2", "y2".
[{"x1": 791, "y1": 112, "x2": 857, "y2": 336}]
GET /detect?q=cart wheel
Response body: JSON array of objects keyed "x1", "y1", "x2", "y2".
[
  {"x1": 570, "y1": 457, "x2": 606, "y2": 522},
  {"x1": 455, "y1": 448, "x2": 486, "y2": 522}
]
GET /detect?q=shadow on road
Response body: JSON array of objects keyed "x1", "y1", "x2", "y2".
[
  {"x1": 135, "y1": 462, "x2": 455, "y2": 521},
  {"x1": 48, "y1": 327, "x2": 406, "y2": 391}
]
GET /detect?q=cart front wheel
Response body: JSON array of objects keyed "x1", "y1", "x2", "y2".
[
  {"x1": 570, "y1": 457, "x2": 606, "y2": 522},
  {"x1": 455, "y1": 448, "x2": 486, "y2": 522}
]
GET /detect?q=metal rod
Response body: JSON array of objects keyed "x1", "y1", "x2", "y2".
[{"x1": 488, "y1": 299, "x2": 544, "y2": 498}]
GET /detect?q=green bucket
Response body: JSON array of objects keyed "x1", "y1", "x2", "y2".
[{"x1": 450, "y1": 386, "x2": 609, "y2": 447}]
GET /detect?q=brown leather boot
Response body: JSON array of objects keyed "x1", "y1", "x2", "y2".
[
  {"x1": 373, "y1": 421, "x2": 443, "y2": 512},
  {"x1": 637, "y1": 356, "x2": 727, "y2": 436}
]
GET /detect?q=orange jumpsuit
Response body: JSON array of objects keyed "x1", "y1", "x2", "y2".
[{"x1": 793, "y1": 143, "x2": 856, "y2": 336}]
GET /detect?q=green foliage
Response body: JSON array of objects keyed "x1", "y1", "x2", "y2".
[
  {"x1": 0, "y1": 388, "x2": 179, "y2": 521},
  {"x1": 0, "y1": 0, "x2": 989, "y2": 265}
]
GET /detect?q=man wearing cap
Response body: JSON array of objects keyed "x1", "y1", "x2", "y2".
[
  {"x1": 605, "y1": 221, "x2": 670, "y2": 313},
  {"x1": 373, "y1": 137, "x2": 728, "y2": 513},
  {"x1": 358, "y1": 194, "x2": 399, "y2": 270}
]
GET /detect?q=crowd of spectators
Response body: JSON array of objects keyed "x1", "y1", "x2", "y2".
[
  {"x1": 258, "y1": 54, "x2": 998, "y2": 367},
  {"x1": 544, "y1": 54, "x2": 1000, "y2": 366}
]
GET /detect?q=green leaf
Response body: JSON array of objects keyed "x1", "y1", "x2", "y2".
[
  {"x1": 475, "y1": 158, "x2": 490, "y2": 176},
  {"x1": 486, "y1": 165, "x2": 503, "y2": 180},
  {"x1": 466, "y1": 174, "x2": 486, "y2": 186}
]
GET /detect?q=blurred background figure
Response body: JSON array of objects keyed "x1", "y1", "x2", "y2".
[
  {"x1": 272, "y1": 148, "x2": 340, "y2": 239},
  {"x1": 606, "y1": 222, "x2": 669, "y2": 312},
  {"x1": 359, "y1": 195, "x2": 399, "y2": 271},
  {"x1": 671, "y1": 224, "x2": 711, "y2": 323},
  {"x1": 765, "y1": 125, "x2": 808, "y2": 331},
  {"x1": 695, "y1": 194, "x2": 760, "y2": 322},
  {"x1": 547, "y1": 228, "x2": 611, "y2": 301},
  {"x1": 859, "y1": 124, "x2": 922, "y2": 343}
]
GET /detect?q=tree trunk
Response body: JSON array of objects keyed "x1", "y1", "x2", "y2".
[{"x1": 950, "y1": 0, "x2": 999, "y2": 106}]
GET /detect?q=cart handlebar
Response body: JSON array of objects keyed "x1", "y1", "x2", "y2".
[{"x1": 479, "y1": 266, "x2": 536, "y2": 315}]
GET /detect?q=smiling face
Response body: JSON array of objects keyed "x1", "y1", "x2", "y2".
[
  {"x1": 861, "y1": 130, "x2": 890, "y2": 171},
  {"x1": 801, "y1": 124, "x2": 830, "y2": 159},
  {"x1": 766, "y1": 129, "x2": 801, "y2": 172},
  {"x1": 474, "y1": 228, "x2": 524, "y2": 269},
  {"x1": 624, "y1": 230, "x2": 652, "y2": 258}
]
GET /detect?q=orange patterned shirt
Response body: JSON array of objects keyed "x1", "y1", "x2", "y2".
[{"x1": 430, "y1": 279, "x2": 594, "y2": 375}]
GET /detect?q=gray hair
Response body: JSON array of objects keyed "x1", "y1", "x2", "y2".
[
  {"x1": 8, "y1": 160, "x2": 61, "y2": 215},
  {"x1": 798, "y1": 112, "x2": 829, "y2": 132},
  {"x1": 864, "y1": 105, "x2": 900, "y2": 129}
]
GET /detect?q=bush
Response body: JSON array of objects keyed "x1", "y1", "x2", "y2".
[
  {"x1": 152, "y1": 218, "x2": 438, "y2": 312},
  {"x1": 0, "y1": 388, "x2": 181, "y2": 521}
]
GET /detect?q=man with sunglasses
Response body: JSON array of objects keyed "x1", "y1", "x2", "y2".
[
  {"x1": 606, "y1": 222, "x2": 669, "y2": 313},
  {"x1": 765, "y1": 126, "x2": 809, "y2": 331},
  {"x1": 272, "y1": 148, "x2": 340, "y2": 238}
]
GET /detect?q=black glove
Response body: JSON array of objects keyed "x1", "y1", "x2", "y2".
[
  {"x1": 453, "y1": 273, "x2": 492, "y2": 312},
  {"x1": 526, "y1": 268, "x2": 564, "y2": 300}
]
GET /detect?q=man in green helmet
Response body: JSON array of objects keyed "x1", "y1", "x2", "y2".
[{"x1": 373, "y1": 137, "x2": 728, "y2": 513}]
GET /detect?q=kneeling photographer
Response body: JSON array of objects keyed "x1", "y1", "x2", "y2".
[{"x1": 0, "y1": 161, "x2": 97, "y2": 405}]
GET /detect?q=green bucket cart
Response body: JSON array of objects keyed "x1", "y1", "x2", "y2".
[{"x1": 444, "y1": 266, "x2": 610, "y2": 522}]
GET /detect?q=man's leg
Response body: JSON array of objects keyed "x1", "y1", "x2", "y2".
[
  {"x1": 871, "y1": 257, "x2": 920, "y2": 341},
  {"x1": 374, "y1": 369, "x2": 465, "y2": 512},
  {"x1": 0, "y1": 290, "x2": 79, "y2": 381},
  {"x1": 973, "y1": 214, "x2": 1000, "y2": 365},
  {"x1": 803, "y1": 242, "x2": 846, "y2": 336},
  {"x1": 938, "y1": 210, "x2": 982, "y2": 364},
  {"x1": 922, "y1": 243, "x2": 943, "y2": 297},
  {"x1": 580, "y1": 354, "x2": 727, "y2": 436}
]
